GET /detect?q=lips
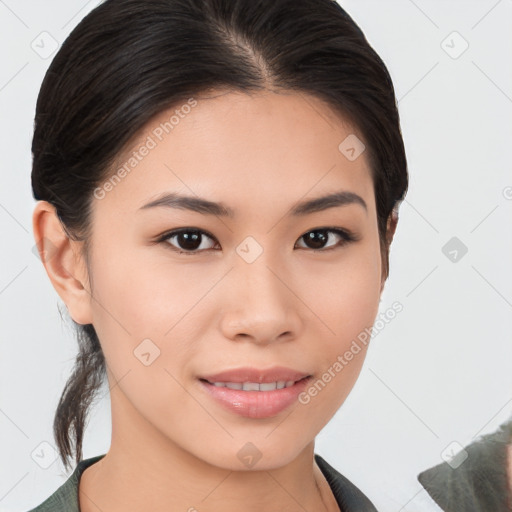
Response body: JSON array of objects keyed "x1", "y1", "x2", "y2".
[
  {"x1": 197, "y1": 366, "x2": 313, "y2": 418},
  {"x1": 199, "y1": 366, "x2": 311, "y2": 384}
]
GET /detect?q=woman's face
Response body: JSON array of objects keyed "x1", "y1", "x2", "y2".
[{"x1": 81, "y1": 89, "x2": 384, "y2": 470}]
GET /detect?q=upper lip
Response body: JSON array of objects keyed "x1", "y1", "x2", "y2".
[{"x1": 199, "y1": 366, "x2": 311, "y2": 384}]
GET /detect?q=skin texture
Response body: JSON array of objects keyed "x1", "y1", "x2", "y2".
[{"x1": 33, "y1": 89, "x2": 398, "y2": 512}]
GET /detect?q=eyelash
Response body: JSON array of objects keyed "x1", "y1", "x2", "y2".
[{"x1": 155, "y1": 227, "x2": 358, "y2": 255}]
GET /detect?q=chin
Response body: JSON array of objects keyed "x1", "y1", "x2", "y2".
[{"x1": 184, "y1": 433, "x2": 314, "y2": 472}]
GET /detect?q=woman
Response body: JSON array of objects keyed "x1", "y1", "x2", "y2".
[{"x1": 28, "y1": 0, "x2": 408, "y2": 510}]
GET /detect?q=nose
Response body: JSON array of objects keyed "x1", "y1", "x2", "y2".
[{"x1": 218, "y1": 254, "x2": 303, "y2": 345}]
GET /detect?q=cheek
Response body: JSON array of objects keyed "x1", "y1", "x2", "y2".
[
  {"x1": 88, "y1": 242, "x2": 186, "y2": 332},
  {"x1": 301, "y1": 239, "x2": 382, "y2": 339},
  {"x1": 86, "y1": 243, "x2": 218, "y2": 373},
  {"x1": 296, "y1": 302, "x2": 378, "y2": 424},
  {"x1": 296, "y1": 239, "x2": 381, "y2": 403},
  {"x1": 89, "y1": 226, "x2": 381, "y2": 376}
]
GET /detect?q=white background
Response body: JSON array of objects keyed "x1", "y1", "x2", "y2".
[{"x1": 0, "y1": 1, "x2": 511, "y2": 511}]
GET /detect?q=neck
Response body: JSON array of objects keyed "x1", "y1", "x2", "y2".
[{"x1": 78, "y1": 385, "x2": 340, "y2": 512}]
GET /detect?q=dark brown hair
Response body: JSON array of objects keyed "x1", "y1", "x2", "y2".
[{"x1": 31, "y1": 0, "x2": 408, "y2": 471}]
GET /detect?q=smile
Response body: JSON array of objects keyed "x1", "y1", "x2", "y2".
[
  {"x1": 205, "y1": 380, "x2": 298, "y2": 391},
  {"x1": 198, "y1": 374, "x2": 312, "y2": 419}
]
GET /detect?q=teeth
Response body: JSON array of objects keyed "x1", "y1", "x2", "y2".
[
  {"x1": 226, "y1": 382, "x2": 243, "y2": 390},
  {"x1": 210, "y1": 380, "x2": 297, "y2": 391}
]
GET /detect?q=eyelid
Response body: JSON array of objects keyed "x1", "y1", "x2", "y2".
[
  {"x1": 159, "y1": 227, "x2": 217, "y2": 241},
  {"x1": 295, "y1": 227, "x2": 359, "y2": 250},
  {"x1": 156, "y1": 226, "x2": 359, "y2": 254},
  {"x1": 156, "y1": 227, "x2": 219, "y2": 254}
]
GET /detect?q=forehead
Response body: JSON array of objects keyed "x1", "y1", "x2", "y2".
[{"x1": 95, "y1": 89, "x2": 375, "y2": 219}]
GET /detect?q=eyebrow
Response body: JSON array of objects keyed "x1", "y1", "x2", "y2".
[{"x1": 139, "y1": 190, "x2": 367, "y2": 217}]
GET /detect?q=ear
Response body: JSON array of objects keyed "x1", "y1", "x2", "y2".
[
  {"x1": 379, "y1": 205, "x2": 399, "y2": 294},
  {"x1": 32, "y1": 201, "x2": 93, "y2": 325},
  {"x1": 385, "y1": 205, "x2": 399, "y2": 247}
]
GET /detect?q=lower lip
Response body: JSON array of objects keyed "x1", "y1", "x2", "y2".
[{"x1": 199, "y1": 377, "x2": 312, "y2": 419}]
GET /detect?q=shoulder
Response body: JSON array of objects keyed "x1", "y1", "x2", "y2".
[
  {"x1": 315, "y1": 453, "x2": 378, "y2": 511},
  {"x1": 28, "y1": 452, "x2": 374, "y2": 511},
  {"x1": 418, "y1": 422, "x2": 512, "y2": 512},
  {"x1": 26, "y1": 454, "x2": 106, "y2": 512}
]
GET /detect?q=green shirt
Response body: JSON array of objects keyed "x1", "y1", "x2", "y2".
[
  {"x1": 27, "y1": 453, "x2": 377, "y2": 511},
  {"x1": 418, "y1": 421, "x2": 512, "y2": 511}
]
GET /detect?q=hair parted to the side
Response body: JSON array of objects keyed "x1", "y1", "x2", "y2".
[{"x1": 31, "y1": 0, "x2": 408, "y2": 471}]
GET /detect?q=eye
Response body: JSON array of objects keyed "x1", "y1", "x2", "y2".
[
  {"x1": 295, "y1": 227, "x2": 357, "y2": 251},
  {"x1": 157, "y1": 226, "x2": 357, "y2": 255},
  {"x1": 159, "y1": 228, "x2": 219, "y2": 254}
]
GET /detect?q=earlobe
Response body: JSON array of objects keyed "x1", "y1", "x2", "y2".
[{"x1": 32, "y1": 201, "x2": 93, "y2": 325}]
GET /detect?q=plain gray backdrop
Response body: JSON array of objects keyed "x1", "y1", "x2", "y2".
[{"x1": 1, "y1": 1, "x2": 511, "y2": 511}]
